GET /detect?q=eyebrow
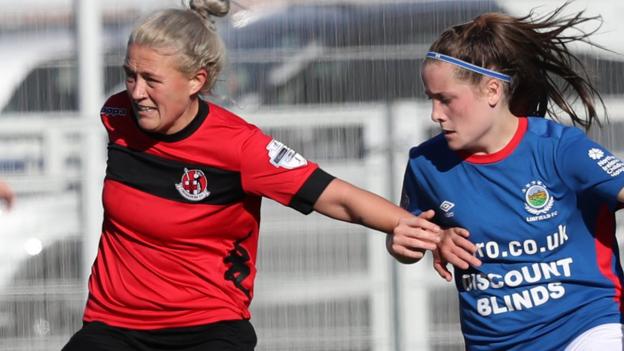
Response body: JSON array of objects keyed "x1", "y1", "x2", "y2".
[
  {"x1": 122, "y1": 64, "x2": 161, "y2": 80},
  {"x1": 424, "y1": 90, "x2": 448, "y2": 98},
  {"x1": 122, "y1": 64, "x2": 136, "y2": 75}
]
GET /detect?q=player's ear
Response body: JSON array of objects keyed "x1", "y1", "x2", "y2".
[
  {"x1": 189, "y1": 68, "x2": 207, "y2": 96},
  {"x1": 484, "y1": 78, "x2": 504, "y2": 107}
]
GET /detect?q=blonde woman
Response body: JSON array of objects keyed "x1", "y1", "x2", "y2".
[{"x1": 62, "y1": 1, "x2": 445, "y2": 350}]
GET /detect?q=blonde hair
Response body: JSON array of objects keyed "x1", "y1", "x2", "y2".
[{"x1": 128, "y1": 0, "x2": 230, "y2": 93}]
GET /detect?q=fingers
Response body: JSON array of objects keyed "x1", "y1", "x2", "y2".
[
  {"x1": 453, "y1": 227, "x2": 470, "y2": 238},
  {"x1": 5, "y1": 192, "x2": 14, "y2": 210},
  {"x1": 418, "y1": 209, "x2": 436, "y2": 220},
  {"x1": 455, "y1": 236, "x2": 477, "y2": 253},
  {"x1": 433, "y1": 260, "x2": 453, "y2": 282},
  {"x1": 389, "y1": 213, "x2": 442, "y2": 263},
  {"x1": 400, "y1": 238, "x2": 438, "y2": 252},
  {"x1": 400, "y1": 213, "x2": 441, "y2": 233},
  {"x1": 442, "y1": 249, "x2": 472, "y2": 270},
  {"x1": 391, "y1": 212, "x2": 480, "y2": 272},
  {"x1": 456, "y1": 248, "x2": 482, "y2": 268},
  {"x1": 393, "y1": 224, "x2": 440, "y2": 251},
  {"x1": 452, "y1": 236, "x2": 481, "y2": 267},
  {"x1": 436, "y1": 227, "x2": 481, "y2": 271},
  {"x1": 390, "y1": 232, "x2": 437, "y2": 253},
  {"x1": 0, "y1": 181, "x2": 14, "y2": 211},
  {"x1": 432, "y1": 250, "x2": 452, "y2": 282},
  {"x1": 1, "y1": 197, "x2": 13, "y2": 211},
  {"x1": 448, "y1": 229, "x2": 481, "y2": 267},
  {"x1": 391, "y1": 245, "x2": 426, "y2": 262}
]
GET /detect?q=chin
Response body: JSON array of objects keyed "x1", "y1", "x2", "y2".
[
  {"x1": 444, "y1": 138, "x2": 462, "y2": 151},
  {"x1": 137, "y1": 119, "x2": 160, "y2": 133}
]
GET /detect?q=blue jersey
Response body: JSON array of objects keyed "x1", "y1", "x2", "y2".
[{"x1": 402, "y1": 117, "x2": 624, "y2": 350}]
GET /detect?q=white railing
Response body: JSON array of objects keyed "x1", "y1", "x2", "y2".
[{"x1": 0, "y1": 97, "x2": 624, "y2": 350}]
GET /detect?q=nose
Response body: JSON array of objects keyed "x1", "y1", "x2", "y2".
[
  {"x1": 430, "y1": 100, "x2": 445, "y2": 123},
  {"x1": 128, "y1": 77, "x2": 147, "y2": 101}
]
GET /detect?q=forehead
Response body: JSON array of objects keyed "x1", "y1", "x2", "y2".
[
  {"x1": 422, "y1": 61, "x2": 457, "y2": 80},
  {"x1": 421, "y1": 60, "x2": 466, "y2": 88},
  {"x1": 125, "y1": 44, "x2": 179, "y2": 72}
]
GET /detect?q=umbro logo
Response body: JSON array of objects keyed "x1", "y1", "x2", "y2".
[{"x1": 440, "y1": 200, "x2": 455, "y2": 217}]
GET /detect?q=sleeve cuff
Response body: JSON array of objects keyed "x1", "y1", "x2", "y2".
[{"x1": 289, "y1": 168, "x2": 335, "y2": 214}]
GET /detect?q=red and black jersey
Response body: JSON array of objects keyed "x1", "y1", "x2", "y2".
[{"x1": 83, "y1": 91, "x2": 334, "y2": 330}]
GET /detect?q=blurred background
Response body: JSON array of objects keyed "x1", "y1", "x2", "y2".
[{"x1": 0, "y1": 0, "x2": 623, "y2": 350}]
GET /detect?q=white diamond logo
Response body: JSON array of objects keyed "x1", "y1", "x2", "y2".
[{"x1": 440, "y1": 201, "x2": 455, "y2": 213}]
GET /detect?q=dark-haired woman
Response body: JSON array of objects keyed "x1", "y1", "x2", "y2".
[
  {"x1": 60, "y1": 0, "x2": 446, "y2": 350},
  {"x1": 397, "y1": 5, "x2": 624, "y2": 351}
]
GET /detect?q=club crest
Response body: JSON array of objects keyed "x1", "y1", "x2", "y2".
[
  {"x1": 175, "y1": 168, "x2": 210, "y2": 201},
  {"x1": 523, "y1": 180, "x2": 553, "y2": 215}
]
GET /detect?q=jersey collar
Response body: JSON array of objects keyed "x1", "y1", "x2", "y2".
[
  {"x1": 460, "y1": 117, "x2": 528, "y2": 164},
  {"x1": 136, "y1": 99, "x2": 209, "y2": 143}
]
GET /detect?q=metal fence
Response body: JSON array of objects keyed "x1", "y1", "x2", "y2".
[{"x1": 2, "y1": 100, "x2": 623, "y2": 350}]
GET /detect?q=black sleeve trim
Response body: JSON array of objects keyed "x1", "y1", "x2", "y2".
[{"x1": 289, "y1": 168, "x2": 335, "y2": 214}]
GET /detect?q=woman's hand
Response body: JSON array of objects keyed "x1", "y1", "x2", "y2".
[
  {"x1": 387, "y1": 209, "x2": 441, "y2": 264},
  {"x1": 433, "y1": 227, "x2": 481, "y2": 281},
  {"x1": 0, "y1": 180, "x2": 14, "y2": 211}
]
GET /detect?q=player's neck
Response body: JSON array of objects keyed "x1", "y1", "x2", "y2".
[{"x1": 468, "y1": 111, "x2": 520, "y2": 156}]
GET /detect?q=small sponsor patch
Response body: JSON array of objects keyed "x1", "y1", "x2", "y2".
[
  {"x1": 266, "y1": 139, "x2": 307, "y2": 169},
  {"x1": 588, "y1": 148, "x2": 604, "y2": 160},
  {"x1": 100, "y1": 106, "x2": 128, "y2": 117},
  {"x1": 589, "y1": 147, "x2": 624, "y2": 177}
]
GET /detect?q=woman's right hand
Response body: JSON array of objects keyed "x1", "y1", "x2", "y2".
[
  {"x1": 386, "y1": 209, "x2": 441, "y2": 264},
  {"x1": 0, "y1": 180, "x2": 14, "y2": 211},
  {"x1": 433, "y1": 227, "x2": 481, "y2": 282}
]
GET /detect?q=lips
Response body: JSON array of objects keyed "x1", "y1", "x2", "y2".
[{"x1": 133, "y1": 103, "x2": 156, "y2": 112}]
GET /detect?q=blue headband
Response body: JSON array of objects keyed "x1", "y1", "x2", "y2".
[{"x1": 426, "y1": 51, "x2": 512, "y2": 83}]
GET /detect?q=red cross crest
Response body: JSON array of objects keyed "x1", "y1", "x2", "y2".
[{"x1": 175, "y1": 168, "x2": 210, "y2": 201}]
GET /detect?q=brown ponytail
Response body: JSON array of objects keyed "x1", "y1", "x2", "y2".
[{"x1": 427, "y1": 2, "x2": 609, "y2": 130}]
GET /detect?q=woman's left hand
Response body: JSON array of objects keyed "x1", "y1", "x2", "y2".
[{"x1": 433, "y1": 227, "x2": 481, "y2": 281}]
